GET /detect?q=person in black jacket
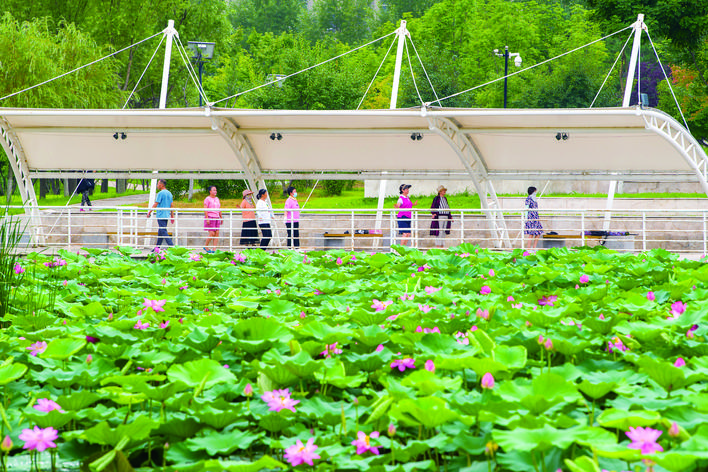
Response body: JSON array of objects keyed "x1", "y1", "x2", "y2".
[
  {"x1": 430, "y1": 185, "x2": 452, "y2": 248},
  {"x1": 76, "y1": 178, "x2": 95, "y2": 210}
]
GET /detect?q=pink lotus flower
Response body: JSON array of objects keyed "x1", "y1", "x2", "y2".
[
  {"x1": 674, "y1": 357, "x2": 686, "y2": 368},
  {"x1": 85, "y1": 335, "x2": 99, "y2": 344},
  {"x1": 232, "y1": 253, "x2": 247, "y2": 263},
  {"x1": 480, "y1": 285, "x2": 491, "y2": 295},
  {"x1": 320, "y1": 342, "x2": 343, "y2": 358},
  {"x1": 399, "y1": 293, "x2": 414, "y2": 301},
  {"x1": 33, "y1": 398, "x2": 64, "y2": 413},
  {"x1": 626, "y1": 426, "x2": 663, "y2": 455},
  {"x1": 244, "y1": 383, "x2": 253, "y2": 397},
  {"x1": 417, "y1": 265, "x2": 429, "y2": 272},
  {"x1": 425, "y1": 360, "x2": 435, "y2": 372},
  {"x1": 489, "y1": 269, "x2": 495, "y2": 277},
  {"x1": 425, "y1": 286, "x2": 441, "y2": 295},
  {"x1": 159, "y1": 320, "x2": 170, "y2": 329},
  {"x1": 607, "y1": 336, "x2": 628, "y2": 353},
  {"x1": 687, "y1": 330, "x2": 696, "y2": 339},
  {"x1": 284, "y1": 438, "x2": 320, "y2": 467},
  {"x1": 143, "y1": 299, "x2": 166, "y2": 313},
  {"x1": 390, "y1": 358, "x2": 415, "y2": 371},
  {"x1": 261, "y1": 389, "x2": 300, "y2": 413},
  {"x1": 351, "y1": 431, "x2": 380, "y2": 455},
  {"x1": 26, "y1": 341, "x2": 47, "y2": 357},
  {"x1": 13, "y1": 263, "x2": 25, "y2": 275},
  {"x1": 538, "y1": 295, "x2": 558, "y2": 306},
  {"x1": 579, "y1": 274, "x2": 590, "y2": 283},
  {"x1": 1, "y1": 435, "x2": 11, "y2": 452},
  {"x1": 647, "y1": 291, "x2": 656, "y2": 301},
  {"x1": 134, "y1": 320, "x2": 150, "y2": 330},
  {"x1": 522, "y1": 251, "x2": 530, "y2": 256},
  {"x1": 189, "y1": 253, "x2": 202, "y2": 261},
  {"x1": 481, "y1": 372, "x2": 495, "y2": 389},
  {"x1": 544, "y1": 339, "x2": 554, "y2": 350},
  {"x1": 18, "y1": 426, "x2": 58, "y2": 452},
  {"x1": 668, "y1": 422, "x2": 680, "y2": 438},
  {"x1": 336, "y1": 257, "x2": 343, "y2": 265},
  {"x1": 476, "y1": 308, "x2": 489, "y2": 320},
  {"x1": 375, "y1": 344, "x2": 384, "y2": 352},
  {"x1": 670, "y1": 301, "x2": 686, "y2": 319},
  {"x1": 371, "y1": 299, "x2": 393, "y2": 312},
  {"x1": 599, "y1": 314, "x2": 605, "y2": 320},
  {"x1": 507, "y1": 296, "x2": 515, "y2": 302},
  {"x1": 418, "y1": 304, "x2": 433, "y2": 313}
]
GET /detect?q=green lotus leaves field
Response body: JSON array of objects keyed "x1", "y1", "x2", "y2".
[{"x1": 3, "y1": 245, "x2": 708, "y2": 472}]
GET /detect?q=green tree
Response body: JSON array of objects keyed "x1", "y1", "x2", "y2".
[
  {"x1": 229, "y1": 0, "x2": 305, "y2": 34},
  {"x1": 380, "y1": 0, "x2": 440, "y2": 20},
  {"x1": 301, "y1": 0, "x2": 377, "y2": 45}
]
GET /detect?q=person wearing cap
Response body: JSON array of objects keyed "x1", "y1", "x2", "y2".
[
  {"x1": 394, "y1": 184, "x2": 418, "y2": 246},
  {"x1": 430, "y1": 185, "x2": 452, "y2": 248},
  {"x1": 255, "y1": 189, "x2": 274, "y2": 248},
  {"x1": 203, "y1": 185, "x2": 223, "y2": 253},
  {"x1": 284, "y1": 186, "x2": 301, "y2": 249},
  {"x1": 239, "y1": 188, "x2": 258, "y2": 246}
]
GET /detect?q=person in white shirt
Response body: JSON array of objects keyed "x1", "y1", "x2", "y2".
[{"x1": 255, "y1": 189, "x2": 273, "y2": 248}]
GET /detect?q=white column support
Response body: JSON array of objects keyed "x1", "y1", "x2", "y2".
[
  {"x1": 210, "y1": 116, "x2": 281, "y2": 246},
  {"x1": 375, "y1": 20, "x2": 408, "y2": 238},
  {"x1": 606, "y1": 14, "x2": 646, "y2": 231},
  {"x1": 427, "y1": 116, "x2": 511, "y2": 248},
  {"x1": 148, "y1": 20, "x2": 178, "y2": 216},
  {"x1": 0, "y1": 117, "x2": 43, "y2": 244}
]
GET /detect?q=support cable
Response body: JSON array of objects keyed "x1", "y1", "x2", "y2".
[
  {"x1": 434, "y1": 25, "x2": 633, "y2": 105},
  {"x1": 0, "y1": 31, "x2": 164, "y2": 103},
  {"x1": 174, "y1": 35, "x2": 211, "y2": 105},
  {"x1": 408, "y1": 36, "x2": 442, "y2": 107},
  {"x1": 356, "y1": 34, "x2": 398, "y2": 110},
  {"x1": 590, "y1": 30, "x2": 633, "y2": 108},
  {"x1": 405, "y1": 40, "x2": 425, "y2": 106},
  {"x1": 122, "y1": 34, "x2": 166, "y2": 109},
  {"x1": 646, "y1": 30, "x2": 690, "y2": 130},
  {"x1": 212, "y1": 31, "x2": 396, "y2": 106}
]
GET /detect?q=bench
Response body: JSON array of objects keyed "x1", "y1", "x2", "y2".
[
  {"x1": 323, "y1": 232, "x2": 384, "y2": 249},
  {"x1": 541, "y1": 233, "x2": 635, "y2": 251}
]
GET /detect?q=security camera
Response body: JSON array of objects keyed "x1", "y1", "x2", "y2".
[{"x1": 514, "y1": 55, "x2": 522, "y2": 67}]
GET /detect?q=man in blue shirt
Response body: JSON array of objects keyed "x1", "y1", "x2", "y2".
[{"x1": 147, "y1": 179, "x2": 174, "y2": 247}]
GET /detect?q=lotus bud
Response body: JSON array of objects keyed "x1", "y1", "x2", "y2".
[
  {"x1": 387, "y1": 424, "x2": 396, "y2": 437},
  {"x1": 544, "y1": 338, "x2": 554, "y2": 350},
  {"x1": 164, "y1": 442, "x2": 170, "y2": 450},
  {"x1": 668, "y1": 421, "x2": 680, "y2": 438},
  {"x1": 674, "y1": 357, "x2": 686, "y2": 368},
  {"x1": 244, "y1": 383, "x2": 253, "y2": 397},
  {"x1": 481, "y1": 372, "x2": 495, "y2": 389},
  {"x1": 86, "y1": 354, "x2": 93, "y2": 364},
  {"x1": 1, "y1": 435, "x2": 12, "y2": 452}
]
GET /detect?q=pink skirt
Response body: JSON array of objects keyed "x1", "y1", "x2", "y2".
[{"x1": 204, "y1": 217, "x2": 222, "y2": 230}]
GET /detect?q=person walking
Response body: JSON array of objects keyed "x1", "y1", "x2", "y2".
[
  {"x1": 394, "y1": 184, "x2": 417, "y2": 246},
  {"x1": 430, "y1": 185, "x2": 452, "y2": 248},
  {"x1": 203, "y1": 185, "x2": 222, "y2": 253},
  {"x1": 524, "y1": 186, "x2": 543, "y2": 249},
  {"x1": 147, "y1": 179, "x2": 174, "y2": 247},
  {"x1": 284, "y1": 186, "x2": 300, "y2": 249},
  {"x1": 76, "y1": 177, "x2": 95, "y2": 210},
  {"x1": 255, "y1": 189, "x2": 273, "y2": 248},
  {"x1": 239, "y1": 189, "x2": 258, "y2": 246}
]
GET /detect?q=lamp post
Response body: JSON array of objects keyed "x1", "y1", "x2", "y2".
[
  {"x1": 493, "y1": 46, "x2": 522, "y2": 108},
  {"x1": 187, "y1": 41, "x2": 215, "y2": 107}
]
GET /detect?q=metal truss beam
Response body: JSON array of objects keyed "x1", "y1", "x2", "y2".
[
  {"x1": 0, "y1": 117, "x2": 42, "y2": 244},
  {"x1": 642, "y1": 111, "x2": 708, "y2": 196},
  {"x1": 427, "y1": 116, "x2": 511, "y2": 248}
]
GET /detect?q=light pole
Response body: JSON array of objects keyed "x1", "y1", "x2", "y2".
[
  {"x1": 493, "y1": 46, "x2": 522, "y2": 108},
  {"x1": 187, "y1": 41, "x2": 215, "y2": 107}
]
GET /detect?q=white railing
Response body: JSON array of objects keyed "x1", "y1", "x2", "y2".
[{"x1": 4, "y1": 205, "x2": 708, "y2": 255}]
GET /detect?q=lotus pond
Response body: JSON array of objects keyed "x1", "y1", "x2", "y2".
[{"x1": 3, "y1": 245, "x2": 708, "y2": 472}]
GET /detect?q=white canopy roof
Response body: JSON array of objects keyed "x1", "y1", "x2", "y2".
[{"x1": 0, "y1": 106, "x2": 705, "y2": 185}]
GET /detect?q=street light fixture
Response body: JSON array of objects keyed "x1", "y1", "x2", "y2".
[
  {"x1": 493, "y1": 46, "x2": 522, "y2": 108},
  {"x1": 187, "y1": 41, "x2": 216, "y2": 107}
]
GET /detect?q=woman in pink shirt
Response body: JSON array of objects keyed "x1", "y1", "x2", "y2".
[
  {"x1": 203, "y1": 185, "x2": 223, "y2": 253},
  {"x1": 284, "y1": 186, "x2": 300, "y2": 248},
  {"x1": 394, "y1": 184, "x2": 417, "y2": 247}
]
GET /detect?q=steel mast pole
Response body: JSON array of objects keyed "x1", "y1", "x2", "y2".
[
  {"x1": 375, "y1": 20, "x2": 408, "y2": 241},
  {"x1": 503, "y1": 46, "x2": 509, "y2": 108},
  {"x1": 147, "y1": 20, "x2": 177, "y2": 237},
  {"x1": 604, "y1": 14, "x2": 644, "y2": 231}
]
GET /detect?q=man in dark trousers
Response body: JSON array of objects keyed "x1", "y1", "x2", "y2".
[
  {"x1": 146, "y1": 179, "x2": 174, "y2": 247},
  {"x1": 76, "y1": 177, "x2": 95, "y2": 210}
]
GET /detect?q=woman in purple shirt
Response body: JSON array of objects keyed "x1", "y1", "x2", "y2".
[
  {"x1": 394, "y1": 184, "x2": 418, "y2": 247},
  {"x1": 284, "y1": 186, "x2": 300, "y2": 248}
]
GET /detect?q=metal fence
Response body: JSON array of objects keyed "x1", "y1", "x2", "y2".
[{"x1": 5, "y1": 205, "x2": 708, "y2": 254}]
